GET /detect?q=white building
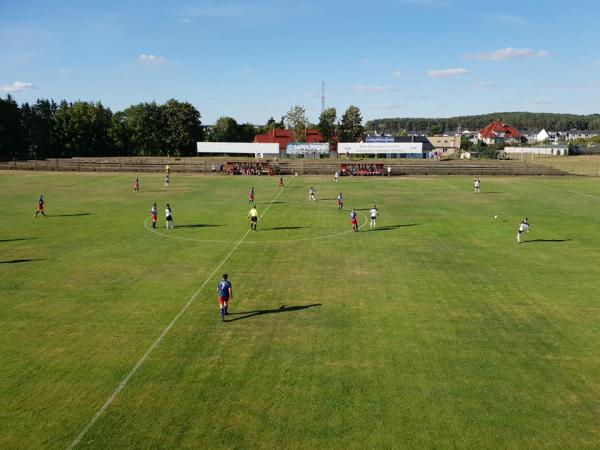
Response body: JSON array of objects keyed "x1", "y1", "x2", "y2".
[
  {"x1": 196, "y1": 142, "x2": 280, "y2": 158},
  {"x1": 338, "y1": 142, "x2": 425, "y2": 158},
  {"x1": 503, "y1": 146, "x2": 568, "y2": 158}
]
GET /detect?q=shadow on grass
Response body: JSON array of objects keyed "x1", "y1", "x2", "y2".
[
  {"x1": 0, "y1": 258, "x2": 45, "y2": 264},
  {"x1": 480, "y1": 192, "x2": 505, "y2": 195},
  {"x1": 49, "y1": 213, "x2": 91, "y2": 217},
  {"x1": 0, "y1": 238, "x2": 37, "y2": 243},
  {"x1": 523, "y1": 239, "x2": 572, "y2": 243},
  {"x1": 226, "y1": 303, "x2": 321, "y2": 322},
  {"x1": 369, "y1": 224, "x2": 418, "y2": 232},
  {"x1": 317, "y1": 198, "x2": 338, "y2": 201},
  {"x1": 267, "y1": 226, "x2": 303, "y2": 230},
  {"x1": 176, "y1": 224, "x2": 223, "y2": 228}
]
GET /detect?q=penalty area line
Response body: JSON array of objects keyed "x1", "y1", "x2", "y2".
[{"x1": 66, "y1": 182, "x2": 289, "y2": 449}]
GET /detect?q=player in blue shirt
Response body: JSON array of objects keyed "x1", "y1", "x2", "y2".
[{"x1": 217, "y1": 273, "x2": 233, "y2": 321}]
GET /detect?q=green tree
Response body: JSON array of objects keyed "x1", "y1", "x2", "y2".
[
  {"x1": 108, "y1": 111, "x2": 131, "y2": 155},
  {"x1": 237, "y1": 123, "x2": 257, "y2": 142},
  {"x1": 119, "y1": 102, "x2": 165, "y2": 155},
  {"x1": 338, "y1": 105, "x2": 363, "y2": 142},
  {"x1": 255, "y1": 116, "x2": 284, "y2": 135},
  {"x1": 318, "y1": 107, "x2": 337, "y2": 143},
  {"x1": 162, "y1": 99, "x2": 203, "y2": 156},
  {"x1": 0, "y1": 95, "x2": 27, "y2": 159},
  {"x1": 21, "y1": 99, "x2": 58, "y2": 158},
  {"x1": 53, "y1": 101, "x2": 113, "y2": 157},
  {"x1": 210, "y1": 117, "x2": 240, "y2": 142},
  {"x1": 460, "y1": 135, "x2": 474, "y2": 151},
  {"x1": 427, "y1": 125, "x2": 443, "y2": 136},
  {"x1": 285, "y1": 105, "x2": 308, "y2": 142}
]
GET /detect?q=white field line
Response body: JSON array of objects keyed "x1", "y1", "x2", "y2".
[
  {"x1": 66, "y1": 183, "x2": 289, "y2": 449},
  {"x1": 566, "y1": 190, "x2": 600, "y2": 200},
  {"x1": 144, "y1": 213, "x2": 368, "y2": 244}
]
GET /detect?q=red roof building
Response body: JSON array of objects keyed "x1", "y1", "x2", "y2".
[
  {"x1": 478, "y1": 121, "x2": 522, "y2": 146},
  {"x1": 254, "y1": 128, "x2": 326, "y2": 151}
]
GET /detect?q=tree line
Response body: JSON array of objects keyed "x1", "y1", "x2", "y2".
[
  {"x1": 367, "y1": 112, "x2": 600, "y2": 136},
  {"x1": 0, "y1": 96, "x2": 204, "y2": 160},
  {"x1": 0, "y1": 95, "x2": 365, "y2": 160}
]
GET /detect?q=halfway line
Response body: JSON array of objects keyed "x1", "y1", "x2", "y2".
[{"x1": 66, "y1": 182, "x2": 289, "y2": 449}]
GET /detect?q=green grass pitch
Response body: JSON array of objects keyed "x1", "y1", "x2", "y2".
[{"x1": 1, "y1": 172, "x2": 599, "y2": 449}]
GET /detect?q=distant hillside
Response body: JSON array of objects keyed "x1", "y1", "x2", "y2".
[{"x1": 366, "y1": 112, "x2": 600, "y2": 135}]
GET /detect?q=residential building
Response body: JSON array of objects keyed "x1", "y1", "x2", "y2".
[
  {"x1": 478, "y1": 121, "x2": 522, "y2": 146},
  {"x1": 427, "y1": 135, "x2": 461, "y2": 155}
]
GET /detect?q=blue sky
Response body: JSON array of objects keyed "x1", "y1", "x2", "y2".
[{"x1": 1, "y1": 0, "x2": 599, "y2": 124}]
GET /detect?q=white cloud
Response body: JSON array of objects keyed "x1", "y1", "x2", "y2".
[
  {"x1": 139, "y1": 54, "x2": 166, "y2": 63},
  {"x1": 306, "y1": 92, "x2": 321, "y2": 98},
  {"x1": 180, "y1": 18, "x2": 191, "y2": 23},
  {"x1": 469, "y1": 47, "x2": 549, "y2": 61},
  {"x1": 0, "y1": 81, "x2": 34, "y2": 93},
  {"x1": 242, "y1": 65, "x2": 253, "y2": 73},
  {"x1": 534, "y1": 99, "x2": 552, "y2": 105},
  {"x1": 392, "y1": 70, "x2": 402, "y2": 78},
  {"x1": 478, "y1": 81, "x2": 496, "y2": 88},
  {"x1": 360, "y1": 58, "x2": 369, "y2": 65},
  {"x1": 353, "y1": 85, "x2": 395, "y2": 93},
  {"x1": 426, "y1": 68, "x2": 472, "y2": 78}
]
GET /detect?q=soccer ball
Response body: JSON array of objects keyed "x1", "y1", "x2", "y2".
[{"x1": 494, "y1": 215, "x2": 498, "y2": 219}]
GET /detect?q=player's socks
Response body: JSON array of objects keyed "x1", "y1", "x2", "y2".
[{"x1": 221, "y1": 309, "x2": 225, "y2": 320}]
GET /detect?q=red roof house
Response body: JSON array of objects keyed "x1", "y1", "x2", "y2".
[
  {"x1": 254, "y1": 128, "x2": 326, "y2": 151},
  {"x1": 478, "y1": 121, "x2": 522, "y2": 146}
]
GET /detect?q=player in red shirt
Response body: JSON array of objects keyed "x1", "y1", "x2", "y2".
[
  {"x1": 350, "y1": 208, "x2": 358, "y2": 232},
  {"x1": 35, "y1": 195, "x2": 46, "y2": 218}
]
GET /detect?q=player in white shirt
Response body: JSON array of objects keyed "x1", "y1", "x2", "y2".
[
  {"x1": 165, "y1": 203, "x2": 174, "y2": 229},
  {"x1": 369, "y1": 204, "x2": 379, "y2": 228},
  {"x1": 474, "y1": 177, "x2": 481, "y2": 193},
  {"x1": 308, "y1": 186, "x2": 316, "y2": 201},
  {"x1": 517, "y1": 218, "x2": 529, "y2": 243},
  {"x1": 334, "y1": 171, "x2": 339, "y2": 183}
]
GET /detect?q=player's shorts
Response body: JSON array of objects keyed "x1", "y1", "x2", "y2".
[
  {"x1": 251, "y1": 216, "x2": 257, "y2": 223},
  {"x1": 37, "y1": 205, "x2": 44, "y2": 211},
  {"x1": 371, "y1": 216, "x2": 377, "y2": 220},
  {"x1": 218, "y1": 296, "x2": 229, "y2": 306},
  {"x1": 166, "y1": 215, "x2": 172, "y2": 221},
  {"x1": 351, "y1": 218, "x2": 358, "y2": 225},
  {"x1": 151, "y1": 215, "x2": 157, "y2": 222}
]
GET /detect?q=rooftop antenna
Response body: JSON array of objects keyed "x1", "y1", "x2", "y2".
[{"x1": 321, "y1": 81, "x2": 325, "y2": 113}]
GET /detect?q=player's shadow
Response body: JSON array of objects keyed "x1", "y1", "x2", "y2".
[
  {"x1": 369, "y1": 224, "x2": 418, "y2": 232},
  {"x1": 317, "y1": 198, "x2": 337, "y2": 201},
  {"x1": 49, "y1": 213, "x2": 91, "y2": 217},
  {"x1": 480, "y1": 192, "x2": 505, "y2": 195},
  {"x1": 0, "y1": 258, "x2": 45, "y2": 264},
  {"x1": 177, "y1": 224, "x2": 223, "y2": 228},
  {"x1": 267, "y1": 226, "x2": 303, "y2": 230},
  {"x1": 0, "y1": 238, "x2": 37, "y2": 243},
  {"x1": 226, "y1": 303, "x2": 321, "y2": 322},
  {"x1": 523, "y1": 239, "x2": 571, "y2": 243}
]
